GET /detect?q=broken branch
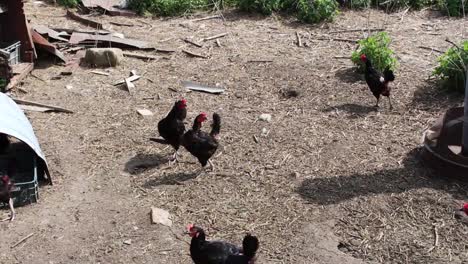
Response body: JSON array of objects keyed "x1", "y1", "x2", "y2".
[
  {"x1": 183, "y1": 38, "x2": 203, "y2": 48},
  {"x1": 418, "y1": 46, "x2": 444, "y2": 54},
  {"x1": 11, "y1": 233, "x2": 35, "y2": 249},
  {"x1": 12, "y1": 98, "x2": 73, "y2": 113},
  {"x1": 202, "y1": 33, "x2": 228, "y2": 42},
  {"x1": 182, "y1": 49, "x2": 208, "y2": 58},
  {"x1": 191, "y1": 15, "x2": 223, "y2": 22},
  {"x1": 296, "y1": 32, "x2": 303, "y2": 47}
]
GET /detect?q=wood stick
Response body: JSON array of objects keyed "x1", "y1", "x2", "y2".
[
  {"x1": 192, "y1": 15, "x2": 222, "y2": 22},
  {"x1": 247, "y1": 60, "x2": 273, "y2": 63},
  {"x1": 11, "y1": 233, "x2": 35, "y2": 249},
  {"x1": 182, "y1": 49, "x2": 208, "y2": 58},
  {"x1": 418, "y1": 46, "x2": 444, "y2": 54},
  {"x1": 123, "y1": 52, "x2": 159, "y2": 60},
  {"x1": 445, "y1": 38, "x2": 462, "y2": 51},
  {"x1": 329, "y1": 28, "x2": 384, "y2": 34},
  {"x1": 316, "y1": 37, "x2": 358, "y2": 43},
  {"x1": 202, "y1": 33, "x2": 228, "y2": 42},
  {"x1": 155, "y1": 48, "x2": 176, "y2": 53},
  {"x1": 215, "y1": 39, "x2": 221, "y2": 47},
  {"x1": 296, "y1": 32, "x2": 303, "y2": 47},
  {"x1": 109, "y1": 21, "x2": 134, "y2": 27},
  {"x1": 12, "y1": 98, "x2": 73, "y2": 113},
  {"x1": 183, "y1": 38, "x2": 203, "y2": 48}
]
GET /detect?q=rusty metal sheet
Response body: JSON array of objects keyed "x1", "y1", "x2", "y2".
[
  {"x1": 33, "y1": 25, "x2": 69, "y2": 42},
  {"x1": 69, "y1": 32, "x2": 153, "y2": 50},
  {"x1": 31, "y1": 30, "x2": 67, "y2": 63},
  {"x1": 66, "y1": 10, "x2": 103, "y2": 30}
]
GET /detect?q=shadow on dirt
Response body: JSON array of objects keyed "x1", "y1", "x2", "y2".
[
  {"x1": 409, "y1": 81, "x2": 462, "y2": 112},
  {"x1": 124, "y1": 153, "x2": 169, "y2": 174},
  {"x1": 322, "y1": 103, "x2": 377, "y2": 116},
  {"x1": 297, "y1": 148, "x2": 468, "y2": 205},
  {"x1": 143, "y1": 172, "x2": 199, "y2": 187}
]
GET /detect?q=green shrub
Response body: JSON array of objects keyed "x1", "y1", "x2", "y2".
[
  {"x1": 129, "y1": 0, "x2": 207, "y2": 16},
  {"x1": 351, "y1": 32, "x2": 398, "y2": 72},
  {"x1": 438, "y1": 0, "x2": 468, "y2": 16},
  {"x1": 237, "y1": 0, "x2": 282, "y2": 15},
  {"x1": 433, "y1": 41, "x2": 468, "y2": 93},
  {"x1": 349, "y1": 0, "x2": 371, "y2": 9},
  {"x1": 57, "y1": 0, "x2": 79, "y2": 7},
  {"x1": 373, "y1": 0, "x2": 435, "y2": 10},
  {"x1": 296, "y1": 0, "x2": 338, "y2": 23}
]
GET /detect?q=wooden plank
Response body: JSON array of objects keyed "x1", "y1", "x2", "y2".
[
  {"x1": 114, "y1": 75, "x2": 140, "y2": 86},
  {"x1": 12, "y1": 98, "x2": 73, "y2": 113},
  {"x1": 182, "y1": 49, "x2": 207, "y2": 59},
  {"x1": 123, "y1": 52, "x2": 159, "y2": 60}
]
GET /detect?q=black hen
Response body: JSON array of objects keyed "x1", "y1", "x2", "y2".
[
  {"x1": 187, "y1": 224, "x2": 259, "y2": 264},
  {"x1": 182, "y1": 113, "x2": 221, "y2": 171},
  {"x1": 0, "y1": 174, "x2": 15, "y2": 222},
  {"x1": 360, "y1": 54, "x2": 395, "y2": 109},
  {"x1": 150, "y1": 99, "x2": 187, "y2": 161},
  {"x1": 0, "y1": 133, "x2": 9, "y2": 154}
]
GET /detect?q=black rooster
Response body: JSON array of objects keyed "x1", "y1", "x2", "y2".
[
  {"x1": 182, "y1": 112, "x2": 221, "y2": 171},
  {"x1": 150, "y1": 99, "x2": 187, "y2": 162},
  {"x1": 186, "y1": 224, "x2": 259, "y2": 264},
  {"x1": 0, "y1": 174, "x2": 15, "y2": 222},
  {"x1": 360, "y1": 54, "x2": 395, "y2": 109}
]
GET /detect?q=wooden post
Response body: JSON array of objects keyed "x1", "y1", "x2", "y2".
[{"x1": 463, "y1": 68, "x2": 468, "y2": 156}]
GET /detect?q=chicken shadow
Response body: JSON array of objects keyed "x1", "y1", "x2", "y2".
[
  {"x1": 334, "y1": 67, "x2": 363, "y2": 84},
  {"x1": 124, "y1": 153, "x2": 169, "y2": 175},
  {"x1": 296, "y1": 148, "x2": 468, "y2": 205},
  {"x1": 322, "y1": 103, "x2": 377, "y2": 116},
  {"x1": 143, "y1": 172, "x2": 199, "y2": 187},
  {"x1": 409, "y1": 81, "x2": 462, "y2": 112}
]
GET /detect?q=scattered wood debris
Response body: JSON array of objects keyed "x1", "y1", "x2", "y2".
[
  {"x1": 11, "y1": 233, "x2": 35, "y2": 249},
  {"x1": 201, "y1": 33, "x2": 228, "y2": 42},
  {"x1": 183, "y1": 38, "x2": 203, "y2": 48},
  {"x1": 182, "y1": 81, "x2": 224, "y2": 94},
  {"x1": 296, "y1": 32, "x2": 303, "y2": 47},
  {"x1": 418, "y1": 46, "x2": 444, "y2": 54},
  {"x1": 191, "y1": 15, "x2": 223, "y2": 22},
  {"x1": 90, "y1": 70, "x2": 110, "y2": 76},
  {"x1": 110, "y1": 21, "x2": 135, "y2": 27},
  {"x1": 13, "y1": 98, "x2": 73, "y2": 113},
  {"x1": 123, "y1": 52, "x2": 159, "y2": 60},
  {"x1": 328, "y1": 28, "x2": 384, "y2": 34},
  {"x1": 182, "y1": 49, "x2": 208, "y2": 59}
]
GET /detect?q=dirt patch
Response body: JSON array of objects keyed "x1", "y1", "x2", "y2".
[{"x1": 0, "y1": 3, "x2": 467, "y2": 264}]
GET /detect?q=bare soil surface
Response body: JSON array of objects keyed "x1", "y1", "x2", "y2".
[{"x1": 1, "y1": 2, "x2": 467, "y2": 263}]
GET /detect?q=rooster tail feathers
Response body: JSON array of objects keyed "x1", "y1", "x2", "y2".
[
  {"x1": 242, "y1": 234, "x2": 259, "y2": 259},
  {"x1": 210, "y1": 113, "x2": 221, "y2": 137},
  {"x1": 383, "y1": 68, "x2": 395, "y2": 82}
]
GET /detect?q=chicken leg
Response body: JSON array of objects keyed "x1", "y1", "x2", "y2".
[
  {"x1": 387, "y1": 96, "x2": 393, "y2": 110},
  {"x1": 1, "y1": 198, "x2": 15, "y2": 222},
  {"x1": 374, "y1": 97, "x2": 380, "y2": 108}
]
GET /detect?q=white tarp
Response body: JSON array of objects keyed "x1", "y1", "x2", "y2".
[{"x1": 0, "y1": 93, "x2": 50, "y2": 179}]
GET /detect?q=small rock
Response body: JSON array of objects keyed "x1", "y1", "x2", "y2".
[
  {"x1": 259, "y1": 114, "x2": 272, "y2": 122},
  {"x1": 137, "y1": 109, "x2": 153, "y2": 117},
  {"x1": 84, "y1": 48, "x2": 124, "y2": 67},
  {"x1": 261, "y1": 128, "x2": 268, "y2": 136},
  {"x1": 123, "y1": 239, "x2": 132, "y2": 245},
  {"x1": 151, "y1": 207, "x2": 172, "y2": 227},
  {"x1": 65, "y1": 85, "x2": 73, "y2": 90}
]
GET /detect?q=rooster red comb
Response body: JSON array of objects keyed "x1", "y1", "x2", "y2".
[
  {"x1": 360, "y1": 54, "x2": 367, "y2": 61},
  {"x1": 1, "y1": 175, "x2": 9, "y2": 182},
  {"x1": 463, "y1": 203, "x2": 468, "y2": 213},
  {"x1": 180, "y1": 99, "x2": 187, "y2": 104}
]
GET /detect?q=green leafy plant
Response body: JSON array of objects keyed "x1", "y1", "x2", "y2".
[
  {"x1": 373, "y1": 0, "x2": 435, "y2": 10},
  {"x1": 237, "y1": 0, "x2": 282, "y2": 15},
  {"x1": 438, "y1": 0, "x2": 467, "y2": 17},
  {"x1": 349, "y1": 0, "x2": 371, "y2": 9},
  {"x1": 296, "y1": 0, "x2": 338, "y2": 23},
  {"x1": 129, "y1": 0, "x2": 207, "y2": 16},
  {"x1": 433, "y1": 41, "x2": 468, "y2": 93},
  {"x1": 57, "y1": 0, "x2": 79, "y2": 7},
  {"x1": 351, "y1": 32, "x2": 398, "y2": 72}
]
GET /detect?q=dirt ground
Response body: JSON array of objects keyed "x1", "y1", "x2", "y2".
[{"x1": 1, "y1": 2, "x2": 468, "y2": 263}]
